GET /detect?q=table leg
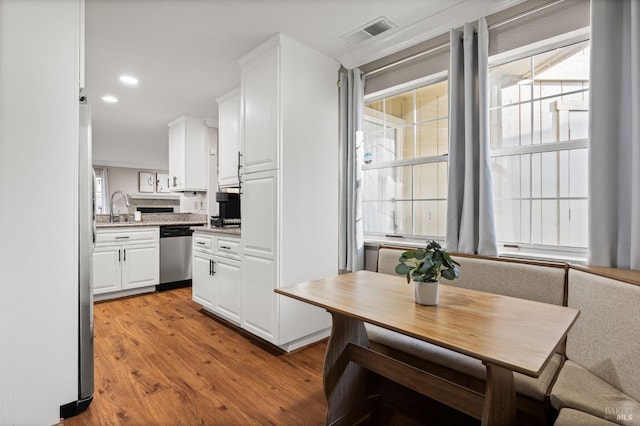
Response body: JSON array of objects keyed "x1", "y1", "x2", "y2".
[
  {"x1": 481, "y1": 363, "x2": 516, "y2": 426},
  {"x1": 323, "y1": 312, "x2": 369, "y2": 425}
]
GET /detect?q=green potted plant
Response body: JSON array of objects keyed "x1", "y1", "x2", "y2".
[{"x1": 395, "y1": 241, "x2": 461, "y2": 305}]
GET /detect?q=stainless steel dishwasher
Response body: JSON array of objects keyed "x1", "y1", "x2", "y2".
[{"x1": 159, "y1": 225, "x2": 194, "y2": 290}]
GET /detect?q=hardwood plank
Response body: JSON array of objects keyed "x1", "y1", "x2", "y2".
[{"x1": 65, "y1": 288, "x2": 327, "y2": 425}]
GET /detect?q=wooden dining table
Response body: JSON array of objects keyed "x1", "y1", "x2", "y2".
[{"x1": 275, "y1": 270, "x2": 580, "y2": 426}]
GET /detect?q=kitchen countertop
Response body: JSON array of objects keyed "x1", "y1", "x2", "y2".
[
  {"x1": 192, "y1": 225, "x2": 241, "y2": 236},
  {"x1": 96, "y1": 213, "x2": 207, "y2": 229}
]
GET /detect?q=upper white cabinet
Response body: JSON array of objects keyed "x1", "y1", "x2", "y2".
[
  {"x1": 240, "y1": 51, "x2": 279, "y2": 174},
  {"x1": 168, "y1": 116, "x2": 208, "y2": 191},
  {"x1": 237, "y1": 34, "x2": 341, "y2": 351},
  {"x1": 216, "y1": 88, "x2": 241, "y2": 187}
]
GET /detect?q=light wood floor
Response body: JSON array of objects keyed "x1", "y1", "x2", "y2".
[{"x1": 65, "y1": 288, "x2": 328, "y2": 425}]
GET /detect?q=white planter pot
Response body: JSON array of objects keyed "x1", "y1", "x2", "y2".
[{"x1": 414, "y1": 281, "x2": 439, "y2": 305}]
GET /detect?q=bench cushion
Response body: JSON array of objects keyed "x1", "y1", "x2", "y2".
[
  {"x1": 550, "y1": 360, "x2": 640, "y2": 426},
  {"x1": 554, "y1": 408, "x2": 618, "y2": 426},
  {"x1": 451, "y1": 256, "x2": 566, "y2": 306},
  {"x1": 565, "y1": 269, "x2": 640, "y2": 401},
  {"x1": 365, "y1": 323, "x2": 562, "y2": 401},
  {"x1": 376, "y1": 247, "x2": 565, "y2": 305}
]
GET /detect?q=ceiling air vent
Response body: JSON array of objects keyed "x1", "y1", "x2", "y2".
[{"x1": 340, "y1": 17, "x2": 397, "y2": 45}]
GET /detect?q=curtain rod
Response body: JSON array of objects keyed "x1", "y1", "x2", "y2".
[{"x1": 363, "y1": 0, "x2": 567, "y2": 78}]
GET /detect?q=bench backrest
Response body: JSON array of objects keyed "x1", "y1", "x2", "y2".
[
  {"x1": 377, "y1": 246, "x2": 566, "y2": 306},
  {"x1": 566, "y1": 268, "x2": 640, "y2": 401}
]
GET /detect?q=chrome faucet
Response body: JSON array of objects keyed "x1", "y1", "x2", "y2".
[{"x1": 110, "y1": 191, "x2": 130, "y2": 223}]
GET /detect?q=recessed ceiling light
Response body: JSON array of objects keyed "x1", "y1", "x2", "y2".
[
  {"x1": 119, "y1": 75, "x2": 138, "y2": 86},
  {"x1": 101, "y1": 95, "x2": 118, "y2": 103}
]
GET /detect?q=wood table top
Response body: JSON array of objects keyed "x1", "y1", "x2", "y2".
[{"x1": 276, "y1": 270, "x2": 580, "y2": 377}]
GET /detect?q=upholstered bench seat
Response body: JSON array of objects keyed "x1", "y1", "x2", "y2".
[
  {"x1": 554, "y1": 408, "x2": 618, "y2": 426},
  {"x1": 551, "y1": 360, "x2": 640, "y2": 426},
  {"x1": 550, "y1": 269, "x2": 640, "y2": 426},
  {"x1": 365, "y1": 322, "x2": 564, "y2": 401}
]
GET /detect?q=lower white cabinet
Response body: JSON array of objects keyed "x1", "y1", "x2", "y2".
[
  {"x1": 192, "y1": 232, "x2": 241, "y2": 325},
  {"x1": 192, "y1": 251, "x2": 214, "y2": 308},
  {"x1": 93, "y1": 227, "x2": 159, "y2": 298}
]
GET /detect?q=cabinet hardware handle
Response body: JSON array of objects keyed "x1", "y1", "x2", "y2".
[
  {"x1": 173, "y1": 176, "x2": 177, "y2": 187},
  {"x1": 196, "y1": 241, "x2": 205, "y2": 245},
  {"x1": 220, "y1": 245, "x2": 231, "y2": 250},
  {"x1": 212, "y1": 260, "x2": 216, "y2": 275},
  {"x1": 115, "y1": 236, "x2": 130, "y2": 239},
  {"x1": 209, "y1": 259, "x2": 213, "y2": 275},
  {"x1": 123, "y1": 249, "x2": 126, "y2": 261},
  {"x1": 118, "y1": 249, "x2": 121, "y2": 262}
]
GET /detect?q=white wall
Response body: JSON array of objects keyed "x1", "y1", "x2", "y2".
[
  {"x1": 106, "y1": 166, "x2": 167, "y2": 195},
  {"x1": 0, "y1": 0, "x2": 80, "y2": 424}
]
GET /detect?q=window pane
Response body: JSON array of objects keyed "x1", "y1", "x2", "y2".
[
  {"x1": 414, "y1": 200, "x2": 447, "y2": 238},
  {"x1": 363, "y1": 200, "x2": 412, "y2": 235},
  {"x1": 414, "y1": 162, "x2": 448, "y2": 200},
  {"x1": 416, "y1": 80, "x2": 448, "y2": 122},
  {"x1": 386, "y1": 92, "x2": 414, "y2": 127},
  {"x1": 362, "y1": 166, "x2": 412, "y2": 202},
  {"x1": 569, "y1": 148, "x2": 588, "y2": 197}
]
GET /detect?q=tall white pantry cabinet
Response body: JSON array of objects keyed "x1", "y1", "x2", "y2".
[{"x1": 238, "y1": 34, "x2": 340, "y2": 351}]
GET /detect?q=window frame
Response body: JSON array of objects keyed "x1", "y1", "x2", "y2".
[
  {"x1": 487, "y1": 28, "x2": 591, "y2": 263},
  {"x1": 362, "y1": 71, "x2": 449, "y2": 243}
]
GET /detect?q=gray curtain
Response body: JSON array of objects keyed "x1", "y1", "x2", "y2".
[
  {"x1": 588, "y1": 0, "x2": 640, "y2": 269},
  {"x1": 338, "y1": 67, "x2": 365, "y2": 272},
  {"x1": 445, "y1": 18, "x2": 498, "y2": 256}
]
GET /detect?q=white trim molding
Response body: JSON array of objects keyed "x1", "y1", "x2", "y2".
[{"x1": 338, "y1": 0, "x2": 527, "y2": 69}]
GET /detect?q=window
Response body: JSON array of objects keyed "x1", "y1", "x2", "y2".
[
  {"x1": 362, "y1": 77, "x2": 448, "y2": 241},
  {"x1": 489, "y1": 40, "x2": 590, "y2": 258},
  {"x1": 94, "y1": 167, "x2": 108, "y2": 214}
]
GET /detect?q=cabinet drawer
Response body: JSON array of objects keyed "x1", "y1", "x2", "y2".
[
  {"x1": 193, "y1": 233, "x2": 214, "y2": 252},
  {"x1": 96, "y1": 227, "x2": 159, "y2": 245},
  {"x1": 215, "y1": 237, "x2": 240, "y2": 258}
]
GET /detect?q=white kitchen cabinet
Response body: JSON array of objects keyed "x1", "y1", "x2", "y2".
[
  {"x1": 93, "y1": 246, "x2": 121, "y2": 294},
  {"x1": 93, "y1": 227, "x2": 159, "y2": 299},
  {"x1": 168, "y1": 115, "x2": 208, "y2": 191},
  {"x1": 192, "y1": 251, "x2": 214, "y2": 308},
  {"x1": 213, "y1": 255, "x2": 241, "y2": 324},
  {"x1": 237, "y1": 34, "x2": 340, "y2": 351},
  {"x1": 240, "y1": 52, "x2": 278, "y2": 174},
  {"x1": 216, "y1": 88, "x2": 241, "y2": 187},
  {"x1": 192, "y1": 231, "x2": 242, "y2": 325}
]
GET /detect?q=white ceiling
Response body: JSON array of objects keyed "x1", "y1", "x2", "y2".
[{"x1": 86, "y1": 0, "x2": 519, "y2": 170}]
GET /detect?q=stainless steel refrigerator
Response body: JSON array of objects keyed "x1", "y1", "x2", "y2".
[{"x1": 60, "y1": 94, "x2": 95, "y2": 417}]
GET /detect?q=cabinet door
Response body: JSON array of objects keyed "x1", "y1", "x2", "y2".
[
  {"x1": 241, "y1": 49, "x2": 279, "y2": 174},
  {"x1": 193, "y1": 252, "x2": 214, "y2": 308},
  {"x1": 169, "y1": 119, "x2": 185, "y2": 190},
  {"x1": 241, "y1": 254, "x2": 276, "y2": 342},
  {"x1": 121, "y1": 243, "x2": 159, "y2": 290},
  {"x1": 93, "y1": 245, "x2": 121, "y2": 294},
  {"x1": 218, "y1": 91, "x2": 241, "y2": 187},
  {"x1": 213, "y1": 256, "x2": 241, "y2": 324},
  {"x1": 242, "y1": 170, "x2": 277, "y2": 259},
  {"x1": 183, "y1": 117, "x2": 207, "y2": 191}
]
